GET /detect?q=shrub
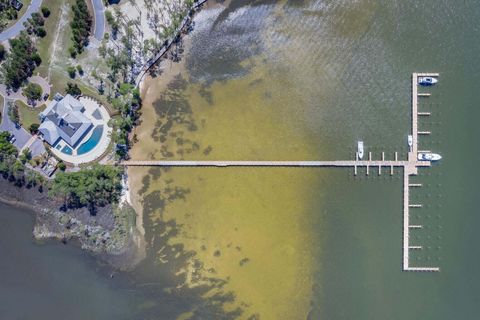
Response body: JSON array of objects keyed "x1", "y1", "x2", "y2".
[
  {"x1": 41, "y1": 7, "x2": 51, "y2": 18},
  {"x1": 76, "y1": 65, "x2": 84, "y2": 75},
  {"x1": 58, "y1": 162, "x2": 66, "y2": 171},
  {"x1": 67, "y1": 66, "x2": 76, "y2": 78},
  {"x1": 0, "y1": 44, "x2": 5, "y2": 61},
  {"x1": 65, "y1": 82, "x2": 82, "y2": 97},
  {"x1": 32, "y1": 53, "x2": 42, "y2": 66},
  {"x1": 8, "y1": 102, "x2": 19, "y2": 124},
  {"x1": 68, "y1": 46, "x2": 77, "y2": 58},
  {"x1": 29, "y1": 123, "x2": 40, "y2": 134},
  {"x1": 35, "y1": 27, "x2": 47, "y2": 38}
]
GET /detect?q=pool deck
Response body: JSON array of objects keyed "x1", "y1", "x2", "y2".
[{"x1": 49, "y1": 97, "x2": 111, "y2": 164}]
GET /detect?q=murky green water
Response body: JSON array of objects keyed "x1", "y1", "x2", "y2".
[{"x1": 2, "y1": 0, "x2": 480, "y2": 318}]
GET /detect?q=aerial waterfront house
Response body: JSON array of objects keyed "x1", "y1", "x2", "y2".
[{"x1": 38, "y1": 94, "x2": 93, "y2": 147}]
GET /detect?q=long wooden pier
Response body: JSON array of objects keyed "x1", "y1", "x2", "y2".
[
  {"x1": 122, "y1": 160, "x2": 429, "y2": 168},
  {"x1": 123, "y1": 73, "x2": 441, "y2": 272}
]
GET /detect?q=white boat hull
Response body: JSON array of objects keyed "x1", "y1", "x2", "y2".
[
  {"x1": 418, "y1": 77, "x2": 438, "y2": 86},
  {"x1": 357, "y1": 141, "x2": 364, "y2": 159},
  {"x1": 418, "y1": 153, "x2": 442, "y2": 161}
]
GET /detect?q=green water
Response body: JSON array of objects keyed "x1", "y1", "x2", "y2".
[{"x1": 2, "y1": 0, "x2": 480, "y2": 318}]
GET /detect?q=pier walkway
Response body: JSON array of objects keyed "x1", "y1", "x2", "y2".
[{"x1": 123, "y1": 73, "x2": 441, "y2": 272}]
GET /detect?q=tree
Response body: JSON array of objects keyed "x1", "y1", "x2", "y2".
[
  {"x1": 41, "y1": 7, "x2": 51, "y2": 18},
  {"x1": 35, "y1": 27, "x2": 47, "y2": 37},
  {"x1": 8, "y1": 102, "x2": 19, "y2": 124},
  {"x1": 70, "y1": 0, "x2": 92, "y2": 55},
  {"x1": 76, "y1": 64, "x2": 83, "y2": 75},
  {"x1": 1, "y1": 32, "x2": 38, "y2": 91},
  {"x1": 67, "y1": 66, "x2": 76, "y2": 78},
  {"x1": 0, "y1": 132, "x2": 17, "y2": 159},
  {"x1": 65, "y1": 82, "x2": 82, "y2": 97},
  {"x1": 19, "y1": 148, "x2": 32, "y2": 164},
  {"x1": 29, "y1": 123, "x2": 39, "y2": 134},
  {"x1": 58, "y1": 161, "x2": 66, "y2": 171},
  {"x1": 50, "y1": 165, "x2": 123, "y2": 208},
  {"x1": 23, "y1": 82, "x2": 43, "y2": 101},
  {"x1": 0, "y1": 43, "x2": 5, "y2": 61},
  {"x1": 32, "y1": 53, "x2": 42, "y2": 66}
]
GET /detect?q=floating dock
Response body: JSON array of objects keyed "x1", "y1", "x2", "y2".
[{"x1": 123, "y1": 73, "x2": 441, "y2": 272}]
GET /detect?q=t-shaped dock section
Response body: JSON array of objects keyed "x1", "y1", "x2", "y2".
[{"x1": 123, "y1": 73, "x2": 441, "y2": 272}]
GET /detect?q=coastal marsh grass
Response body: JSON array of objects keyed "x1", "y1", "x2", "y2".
[{"x1": 16, "y1": 101, "x2": 45, "y2": 130}]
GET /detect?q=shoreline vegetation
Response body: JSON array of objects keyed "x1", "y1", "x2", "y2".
[{"x1": 0, "y1": 0, "x2": 209, "y2": 269}]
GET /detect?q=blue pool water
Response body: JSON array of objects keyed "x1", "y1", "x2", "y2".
[
  {"x1": 61, "y1": 145, "x2": 73, "y2": 155},
  {"x1": 77, "y1": 125, "x2": 103, "y2": 155}
]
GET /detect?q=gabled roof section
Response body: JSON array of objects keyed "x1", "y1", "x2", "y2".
[{"x1": 39, "y1": 94, "x2": 92, "y2": 147}]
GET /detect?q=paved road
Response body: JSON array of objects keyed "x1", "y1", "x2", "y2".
[
  {"x1": 0, "y1": 0, "x2": 43, "y2": 42},
  {"x1": 91, "y1": 0, "x2": 105, "y2": 41},
  {"x1": 0, "y1": 97, "x2": 45, "y2": 157}
]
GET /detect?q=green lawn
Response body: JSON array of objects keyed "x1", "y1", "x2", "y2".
[{"x1": 16, "y1": 100, "x2": 45, "y2": 131}]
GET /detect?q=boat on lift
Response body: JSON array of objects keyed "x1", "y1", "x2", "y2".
[
  {"x1": 418, "y1": 77, "x2": 438, "y2": 86},
  {"x1": 417, "y1": 153, "x2": 442, "y2": 161},
  {"x1": 357, "y1": 141, "x2": 364, "y2": 159}
]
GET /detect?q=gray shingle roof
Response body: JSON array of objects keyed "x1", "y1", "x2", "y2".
[{"x1": 39, "y1": 94, "x2": 92, "y2": 147}]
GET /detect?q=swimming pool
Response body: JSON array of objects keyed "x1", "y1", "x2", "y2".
[
  {"x1": 77, "y1": 125, "x2": 103, "y2": 155},
  {"x1": 61, "y1": 145, "x2": 73, "y2": 155}
]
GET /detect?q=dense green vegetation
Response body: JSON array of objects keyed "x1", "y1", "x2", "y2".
[
  {"x1": 0, "y1": 131, "x2": 45, "y2": 187},
  {"x1": 0, "y1": 43, "x2": 5, "y2": 61},
  {"x1": 41, "y1": 6, "x2": 50, "y2": 18},
  {"x1": 7, "y1": 101, "x2": 19, "y2": 124},
  {"x1": 70, "y1": 0, "x2": 92, "y2": 56},
  {"x1": 50, "y1": 165, "x2": 123, "y2": 209},
  {"x1": 108, "y1": 83, "x2": 141, "y2": 159},
  {"x1": 23, "y1": 82, "x2": 43, "y2": 102},
  {"x1": 24, "y1": 12, "x2": 47, "y2": 38},
  {"x1": 1, "y1": 32, "x2": 40, "y2": 91},
  {"x1": 65, "y1": 82, "x2": 82, "y2": 97},
  {"x1": 0, "y1": 0, "x2": 18, "y2": 32},
  {"x1": 67, "y1": 66, "x2": 76, "y2": 78}
]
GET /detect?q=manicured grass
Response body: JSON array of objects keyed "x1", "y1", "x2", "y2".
[{"x1": 16, "y1": 100, "x2": 45, "y2": 130}]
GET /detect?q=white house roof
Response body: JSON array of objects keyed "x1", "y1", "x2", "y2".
[{"x1": 39, "y1": 94, "x2": 92, "y2": 147}]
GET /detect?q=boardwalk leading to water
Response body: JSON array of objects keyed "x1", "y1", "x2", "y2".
[
  {"x1": 123, "y1": 73, "x2": 441, "y2": 272},
  {"x1": 122, "y1": 160, "x2": 430, "y2": 168}
]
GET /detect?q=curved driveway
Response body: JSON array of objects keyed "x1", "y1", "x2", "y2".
[
  {"x1": 0, "y1": 0, "x2": 43, "y2": 42},
  {"x1": 91, "y1": 0, "x2": 105, "y2": 41}
]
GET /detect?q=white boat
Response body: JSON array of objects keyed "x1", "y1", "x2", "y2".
[
  {"x1": 418, "y1": 77, "x2": 438, "y2": 86},
  {"x1": 357, "y1": 141, "x2": 364, "y2": 159},
  {"x1": 407, "y1": 135, "x2": 413, "y2": 147},
  {"x1": 417, "y1": 153, "x2": 442, "y2": 161}
]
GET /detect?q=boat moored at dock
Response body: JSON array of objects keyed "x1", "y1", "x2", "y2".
[
  {"x1": 417, "y1": 153, "x2": 442, "y2": 161},
  {"x1": 357, "y1": 141, "x2": 364, "y2": 159},
  {"x1": 418, "y1": 77, "x2": 438, "y2": 86}
]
